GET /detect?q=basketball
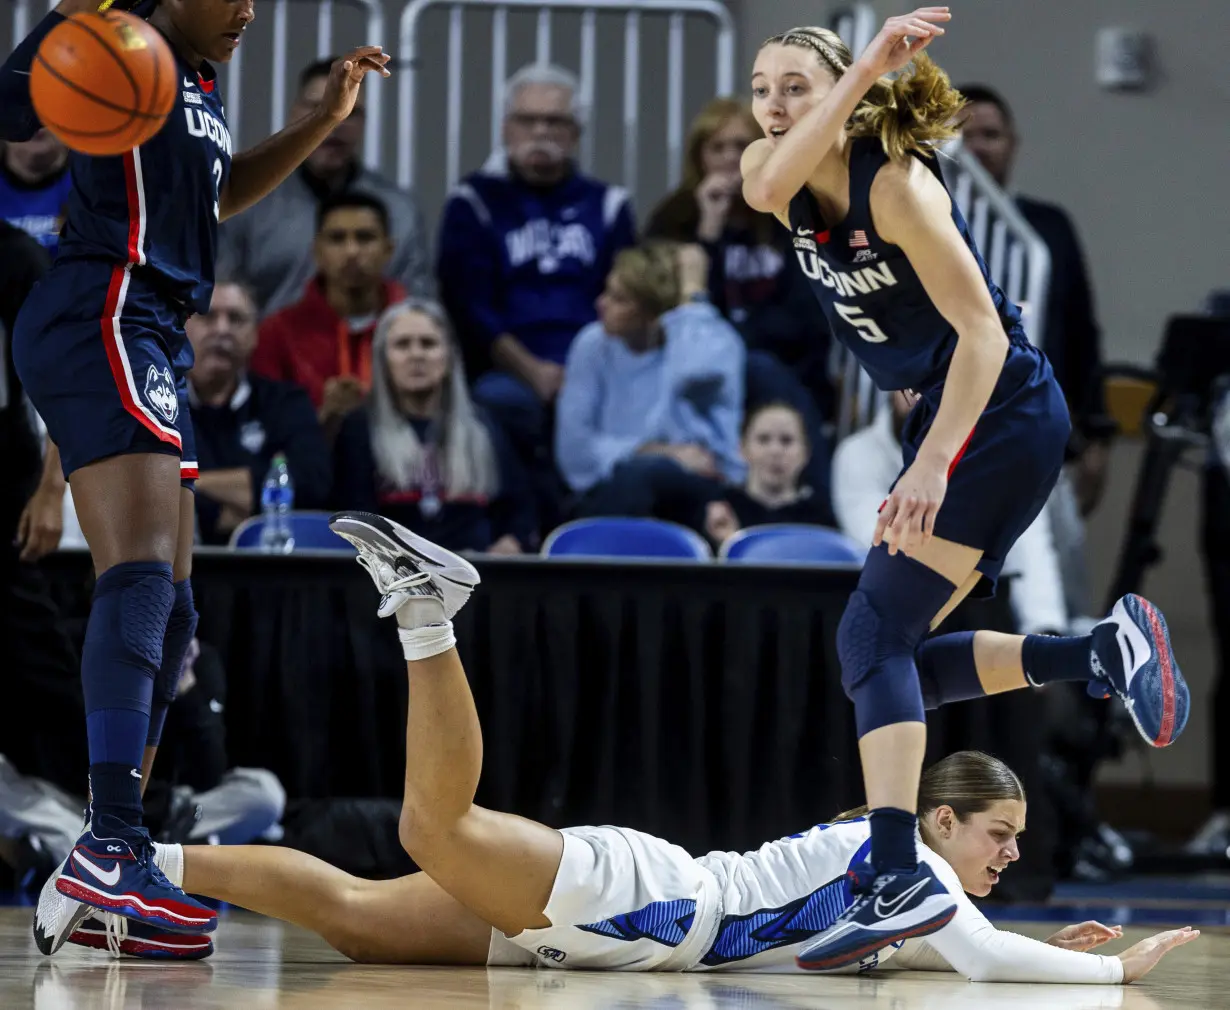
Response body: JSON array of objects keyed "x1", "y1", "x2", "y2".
[{"x1": 30, "y1": 11, "x2": 177, "y2": 157}]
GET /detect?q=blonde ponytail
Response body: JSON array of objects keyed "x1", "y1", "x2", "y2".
[
  {"x1": 847, "y1": 52, "x2": 966, "y2": 160},
  {"x1": 761, "y1": 27, "x2": 967, "y2": 161}
]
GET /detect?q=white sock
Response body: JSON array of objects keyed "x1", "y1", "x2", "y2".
[
  {"x1": 394, "y1": 596, "x2": 448, "y2": 631},
  {"x1": 153, "y1": 841, "x2": 185, "y2": 888},
  {"x1": 399, "y1": 622, "x2": 456, "y2": 661}
]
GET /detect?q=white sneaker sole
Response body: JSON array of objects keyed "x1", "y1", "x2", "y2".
[
  {"x1": 33, "y1": 863, "x2": 90, "y2": 956},
  {"x1": 329, "y1": 512, "x2": 480, "y2": 590}
]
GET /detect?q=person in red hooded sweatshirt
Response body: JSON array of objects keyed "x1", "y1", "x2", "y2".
[{"x1": 252, "y1": 192, "x2": 405, "y2": 432}]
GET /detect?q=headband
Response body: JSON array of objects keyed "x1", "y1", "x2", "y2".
[{"x1": 765, "y1": 31, "x2": 847, "y2": 77}]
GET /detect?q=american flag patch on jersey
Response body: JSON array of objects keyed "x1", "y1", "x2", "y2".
[{"x1": 849, "y1": 230, "x2": 870, "y2": 248}]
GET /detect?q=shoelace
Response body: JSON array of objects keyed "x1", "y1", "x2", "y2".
[
  {"x1": 139, "y1": 844, "x2": 186, "y2": 895},
  {"x1": 355, "y1": 552, "x2": 431, "y2": 594},
  {"x1": 103, "y1": 913, "x2": 128, "y2": 958}
]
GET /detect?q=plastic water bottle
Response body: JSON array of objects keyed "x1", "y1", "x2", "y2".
[{"x1": 259, "y1": 453, "x2": 295, "y2": 553}]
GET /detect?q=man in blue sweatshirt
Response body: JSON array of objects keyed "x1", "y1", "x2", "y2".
[{"x1": 437, "y1": 63, "x2": 637, "y2": 513}]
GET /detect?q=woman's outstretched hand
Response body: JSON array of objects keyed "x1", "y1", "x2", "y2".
[
  {"x1": 1117, "y1": 927, "x2": 1200, "y2": 983},
  {"x1": 855, "y1": 8, "x2": 952, "y2": 79}
]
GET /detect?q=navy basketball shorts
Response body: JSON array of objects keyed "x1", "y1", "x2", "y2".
[
  {"x1": 898, "y1": 339, "x2": 1071, "y2": 594},
  {"x1": 12, "y1": 259, "x2": 198, "y2": 488}
]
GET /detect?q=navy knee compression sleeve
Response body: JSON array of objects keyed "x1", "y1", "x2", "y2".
[
  {"x1": 915, "y1": 632, "x2": 985, "y2": 709},
  {"x1": 147, "y1": 578, "x2": 198, "y2": 748},
  {"x1": 837, "y1": 546, "x2": 957, "y2": 738},
  {"x1": 83, "y1": 561, "x2": 174, "y2": 823}
]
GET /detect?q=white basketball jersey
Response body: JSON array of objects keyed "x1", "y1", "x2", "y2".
[
  {"x1": 491, "y1": 819, "x2": 1123, "y2": 982},
  {"x1": 693, "y1": 817, "x2": 907, "y2": 973}
]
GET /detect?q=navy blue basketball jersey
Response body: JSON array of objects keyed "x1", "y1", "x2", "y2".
[
  {"x1": 57, "y1": 53, "x2": 231, "y2": 314},
  {"x1": 0, "y1": 10, "x2": 231, "y2": 315},
  {"x1": 788, "y1": 137, "x2": 1023, "y2": 393}
]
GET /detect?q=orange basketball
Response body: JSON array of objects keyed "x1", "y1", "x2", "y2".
[{"x1": 31, "y1": 11, "x2": 177, "y2": 157}]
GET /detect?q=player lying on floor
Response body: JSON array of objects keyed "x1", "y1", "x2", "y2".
[{"x1": 46, "y1": 512, "x2": 1198, "y2": 982}]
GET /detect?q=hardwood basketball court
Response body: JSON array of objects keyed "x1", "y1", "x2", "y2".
[{"x1": 1, "y1": 909, "x2": 1224, "y2": 1009}]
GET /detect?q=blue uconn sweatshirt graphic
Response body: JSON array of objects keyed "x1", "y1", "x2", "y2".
[{"x1": 437, "y1": 156, "x2": 636, "y2": 365}]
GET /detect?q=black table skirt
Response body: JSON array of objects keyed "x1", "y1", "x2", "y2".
[{"x1": 41, "y1": 550, "x2": 1054, "y2": 892}]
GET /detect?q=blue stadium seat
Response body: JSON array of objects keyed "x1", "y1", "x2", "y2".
[
  {"x1": 719, "y1": 524, "x2": 866, "y2": 565},
  {"x1": 542, "y1": 518, "x2": 712, "y2": 560},
  {"x1": 228, "y1": 511, "x2": 351, "y2": 551}
]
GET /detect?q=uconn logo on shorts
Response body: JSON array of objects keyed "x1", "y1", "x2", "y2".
[{"x1": 143, "y1": 364, "x2": 178, "y2": 423}]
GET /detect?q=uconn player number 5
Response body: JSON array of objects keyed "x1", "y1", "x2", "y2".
[
  {"x1": 793, "y1": 240, "x2": 895, "y2": 344},
  {"x1": 834, "y1": 302, "x2": 889, "y2": 343}
]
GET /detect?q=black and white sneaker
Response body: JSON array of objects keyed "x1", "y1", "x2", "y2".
[{"x1": 329, "y1": 511, "x2": 480, "y2": 624}]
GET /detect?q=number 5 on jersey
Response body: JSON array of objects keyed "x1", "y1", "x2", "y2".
[
  {"x1": 211, "y1": 158, "x2": 222, "y2": 220},
  {"x1": 835, "y1": 303, "x2": 889, "y2": 344}
]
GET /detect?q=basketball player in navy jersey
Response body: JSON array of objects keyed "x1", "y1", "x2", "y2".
[
  {"x1": 741, "y1": 9, "x2": 1189, "y2": 969},
  {"x1": 0, "y1": 0, "x2": 389, "y2": 956}
]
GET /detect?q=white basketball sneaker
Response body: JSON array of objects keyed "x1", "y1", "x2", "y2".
[{"x1": 329, "y1": 511, "x2": 480, "y2": 627}]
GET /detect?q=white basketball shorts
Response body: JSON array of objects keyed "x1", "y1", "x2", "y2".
[
  {"x1": 486, "y1": 825, "x2": 723, "y2": 971},
  {"x1": 485, "y1": 819, "x2": 897, "y2": 974}
]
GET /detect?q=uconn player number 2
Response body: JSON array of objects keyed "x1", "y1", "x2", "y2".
[{"x1": 211, "y1": 159, "x2": 222, "y2": 220}]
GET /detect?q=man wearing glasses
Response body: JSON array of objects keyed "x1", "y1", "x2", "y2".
[{"x1": 437, "y1": 64, "x2": 637, "y2": 524}]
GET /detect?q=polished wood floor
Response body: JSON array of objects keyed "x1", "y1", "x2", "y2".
[{"x1": 0, "y1": 909, "x2": 1223, "y2": 1009}]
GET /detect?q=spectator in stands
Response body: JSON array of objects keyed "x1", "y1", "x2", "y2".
[
  {"x1": 704, "y1": 403, "x2": 834, "y2": 547},
  {"x1": 332, "y1": 300, "x2": 536, "y2": 554},
  {"x1": 2, "y1": 221, "x2": 88, "y2": 811},
  {"x1": 217, "y1": 58, "x2": 431, "y2": 318},
  {"x1": 557, "y1": 243, "x2": 744, "y2": 529},
  {"x1": 151, "y1": 638, "x2": 286, "y2": 847},
  {"x1": 831, "y1": 392, "x2": 1068, "y2": 637},
  {"x1": 958, "y1": 84, "x2": 1111, "y2": 517},
  {"x1": 0, "y1": 131, "x2": 71, "y2": 256},
  {"x1": 1, "y1": 638, "x2": 285, "y2": 885},
  {"x1": 437, "y1": 63, "x2": 637, "y2": 509},
  {"x1": 187, "y1": 278, "x2": 331, "y2": 545},
  {"x1": 644, "y1": 98, "x2": 833, "y2": 419},
  {"x1": 253, "y1": 193, "x2": 404, "y2": 431}
]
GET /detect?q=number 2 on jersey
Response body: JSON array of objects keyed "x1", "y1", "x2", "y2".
[
  {"x1": 211, "y1": 158, "x2": 222, "y2": 220},
  {"x1": 835, "y1": 303, "x2": 889, "y2": 344}
]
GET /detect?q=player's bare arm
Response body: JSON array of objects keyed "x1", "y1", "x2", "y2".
[
  {"x1": 16, "y1": 438, "x2": 65, "y2": 562},
  {"x1": 219, "y1": 47, "x2": 390, "y2": 220},
  {"x1": 739, "y1": 141, "x2": 790, "y2": 229},
  {"x1": 870, "y1": 159, "x2": 1009, "y2": 552}
]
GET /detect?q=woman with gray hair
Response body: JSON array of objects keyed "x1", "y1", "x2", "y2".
[{"x1": 331, "y1": 300, "x2": 536, "y2": 554}]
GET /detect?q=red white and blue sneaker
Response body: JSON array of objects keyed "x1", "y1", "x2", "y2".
[
  {"x1": 67, "y1": 914, "x2": 215, "y2": 960},
  {"x1": 795, "y1": 862, "x2": 957, "y2": 972},
  {"x1": 1087, "y1": 594, "x2": 1189, "y2": 748},
  {"x1": 54, "y1": 815, "x2": 216, "y2": 935}
]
